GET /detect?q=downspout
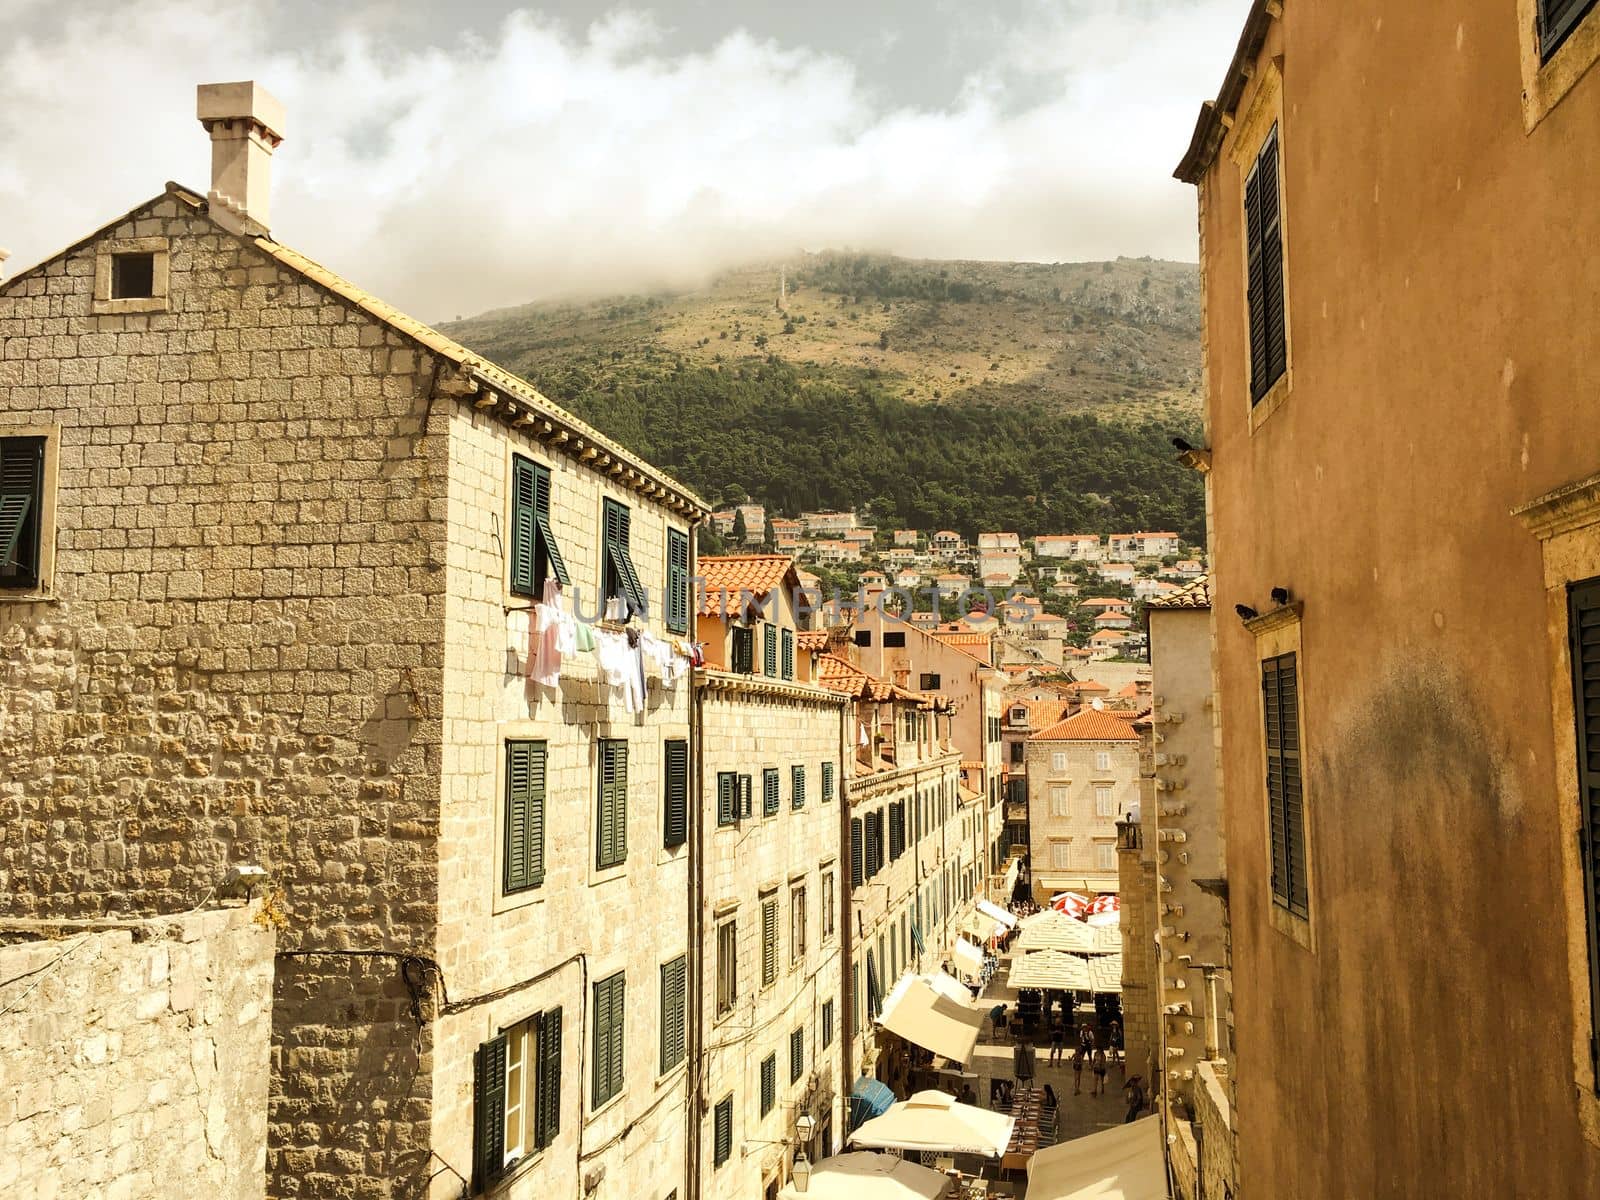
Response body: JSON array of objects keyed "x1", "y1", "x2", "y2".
[
  {"x1": 687, "y1": 528, "x2": 704, "y2": 1200},
  {"x1": 838, "y1": 695, "x2": 855, "y2": 1133}
]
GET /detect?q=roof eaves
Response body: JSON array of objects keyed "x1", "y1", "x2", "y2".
[{"x1": 1174, "y1": 0, "x2": 1278, "y2": 185}]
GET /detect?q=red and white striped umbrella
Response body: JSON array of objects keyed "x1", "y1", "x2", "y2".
[{"x1": 1050, "y1": 892, "x2": 1091, "y2": 918}]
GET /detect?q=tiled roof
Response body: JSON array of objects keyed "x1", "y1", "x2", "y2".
[
  {"x1": 1063, "y1": 681, "x2": 1110, "y2": 695},
  {"x1": 1010, "y1": 699, "x2": 1073, "y2": 728},
  {"x1": 817, "y1": 653, "x2": 938, "y2": 706},
  {"x1": 959, "y1": 760, "x2": 985, "y2": 772},
  {"x1": 1145, "y1": 574, "x2": 1211, "y2": 610},
  {"x1": 695, "y1": 555, "x2": 797, "y2": 616},
  {"x1": 796, "y1": 630, "x2": 830, "y2": 651},
  {"x1": 1029, "y1": 708, "x2": 1141, "y2": 742},
  {"x1": 1083, "y1": 598, "x2": 1129, "y2": 609}
]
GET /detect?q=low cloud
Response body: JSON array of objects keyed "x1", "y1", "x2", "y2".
[{"x1": 0, "y1": 1, "x2": 1243, "y2": 321}]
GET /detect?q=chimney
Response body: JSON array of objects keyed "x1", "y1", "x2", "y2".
[{"x1": 196, "y1": 81, "x2": 285, "y2": 236}]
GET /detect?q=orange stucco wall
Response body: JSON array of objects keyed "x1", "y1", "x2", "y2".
[{"x1": 1196, "y1": 4, "x2": 1600, "y2": 1196}]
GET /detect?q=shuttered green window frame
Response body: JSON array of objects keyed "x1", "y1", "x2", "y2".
[
  {"x1": 713, "y1": 1095, "x2": 734, "y2": 1167},
  {"x1": 822, "y1": 761, "x2": 835, "y2": 803},
  {"x1": 510, "y1": 455, "x2": 569, "y2": 598},
  {"x1": 822, "y1": 999, "x2": 834, "y2": 1048},
  {"x1": 504, "y1": 741, "x2": 548, "y2": 894},
  {"x1": 791, "y1": 764, "x2": 806, "y2": 810},
  {"x1": 663, "y1": 739, "x2": 689, "y2": 848},
  {"x1": 717, "y1": 771, "x2": 739, "y2": 827},
  {"x1": 472, "y1": 1033, "x2": 508, "y2": 1191},
  {"x1": 596, "y1": 740, "x2": 629, "y2": 870},
  {"x1": 732, "y1": 626, "x2": 754, "y2": 674},
  {"x1": 738, "y1": 774, "x2": 753, "y2": 819},
  {"x1": 1262, "y1": 652, "x2": 1308, "y2": 918},
  {"x1": 1245, "y1": 125, "x2": 1287, "y2": 405},
  {"x1": 665, "y1": 527, "x2": 690, "y2": 634},
  {"x1": 0, "y1": 437, "x2": 44, "y2": 590},
  {"x1": 659, "y1": 956, "x2": 687, "y2": 1074},
  {"x1": 591, "y1": 972, "x2": 626, "y2": 1109},
  {"x1": 1568, "y1": 578, "x2": 1600, "y2": 1088},
  {"x1": 789, "y1": 1026, "x2": 804, "y2": 1083},
  {"x1": 781, "y1": 628, "x2": 794, "y2": 680},
  {"x1": 1542, "y1": 0, "x2": 1599, "y2": 59},
  {"x1": 763, "y1": 767, "x2": 780, "y2": 817},
  {"x1": 759, "y1": 1053, "x2": 777, "y2": 1116},
  {"x1": 534, "y1": 1008, "x2": 563, "y2": 1153},
  {"x1": 761, "y1": 897, "x2": 779, "y2": 987},
  {"x1": 850, "y1": 818, "x2": 864, "y2": 888},
  {"x1": 602, "y1": 498, "x2": 647, "y2": 619},
  {"x1": 763, "y1": 624, "x2": 778, "y2": 676}
]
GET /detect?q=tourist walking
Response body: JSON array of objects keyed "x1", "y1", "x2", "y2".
[
  {"x1": 1122, "y1": 1075, "x2": 1146, "y2": 1123},
  {"x1": 1091, "y1": 1048, "x2": 1108, "y2": 1096},
  {"x1": 1109, "y1": 1019, "x2": 1124, "y2": 1065},
  {"x1": 1071, "y1": 1044, "x2": 1085, "y2": 1095},
  {"x1": 1049, "y1": 1017, "x2": 1065, "y2": 1065}
]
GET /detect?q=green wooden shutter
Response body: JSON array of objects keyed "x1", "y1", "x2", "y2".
[
  {"x1": 789, "y1": 1026, "x2": 804, "y2": 1083},
  {"x1": 762, "y1": 898, "x2": 778, "y2": 986},
  {"x1": 592, "y1": 973, "x2": 626, "y2": 1107},
  {"x1": 0, "y1": 438, "x2": 43, "y2": 587},
  {"x1": 791, "y1": 764, "x2": 805, "y2": 810},
  {"x1": 759, "y1": 1053, "x2": 776, "y2": 1115},
  {"x1": 763, "y1": 768, "x2": 780, "y2": 817},
  {"x1": 510, "y1": 457, "x2": 538, "y2": 596},
  {"x1": 597, "y1": 741, "x2": 628, "y2": 869},
  {"x1": 866, "y1": 950, "x2": 882, "y2": 1017},
  {"x1": 534, "y1": 1007, "x2": 562, "y2": 1150},
  {"x1": 663, "y1": 739, "x2": 688, "y2": 848},
  {"x1": 1568, "y1": 579, "x2": 1600, "y2": 1087},
  {"x1": 822, "y1": 999, "x2": 834, "y2": 1048},
  {"x1": 732, "y1": 626, "x2": 753, "y2": 674},
  {"x1": 850, "y1": 818, "x2": 864, "y2": 888},
  {"x1": 1541, "y1": 0, "x2": 1598, "y2": 58},
  {"x1": 822, "y1": 761, "x2": 835, "y2": 803},
  {"x1": 781, "y1": 628, "x2": 794, "y2": 680},
  {"x1": 666, "y1": 528, "x2": 690, "y2": 633},
  {"x1": 763, "y1": 624, "x2": 778, "y2": 676},
  {"x1": 1246, "y1": 128, "x2": 1286, "y2": 404},
  {"x1": 1262, "y1": 653, "x2": 1307, "y2": 917},
  {"x1": 473, "y1": 1034, "x2": 508, "y2": 1190},
  {"x1": 738, "y1": 775, "x2": 753, "y2": 819},
  {"x1": 603, "y1": 499, "x2": 647, "y2": 618},
  {"x1": 713, "y1": 1096, "x2": 733, "y2": 1167},
  {"x1": 532, "y1": 462, "x2": 570, "y2": 587},
  {"x1": 660, "y1": 956, "x2": 687, "y2": 1073},
  {"x1": 504, "y1": 741, "x2": 547, "y2": 893},
  {"x1": 717, "y1": 772, "x2": 737, "y2": 826}
]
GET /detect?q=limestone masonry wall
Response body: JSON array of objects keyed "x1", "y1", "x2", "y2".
[{"x1": 0, "y1": 903, "x2": 274, "y2": 1200}]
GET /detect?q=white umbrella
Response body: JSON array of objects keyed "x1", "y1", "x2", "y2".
[
  {"x1": 1026, "y1": 1116, "x2": 1165, "y2": 1199},
  {"x1": 1014, "y1": 911, "x2": 1100, "y2": 954},
  {"x1": 848, "y1": 1090, "x2": 1016, "y2": 1158},
  {"x1": 1007, "y1": 949, "x2": 1092, "y2": 992},
  {"x1": 776, "y1": 1151, "x2": 953, "y2": 1200}
]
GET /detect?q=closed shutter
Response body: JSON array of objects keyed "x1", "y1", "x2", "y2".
[
  {"x1": 1542, "y1": 0, "x2": 1599, "y2": 58},
  {"x1": 781, "y1": 628, "x2": 794, "y2": 680},
  {"x1": 1569, "y1": 579, "x2": 1600, "y2": 1087},
  {"x1": 822, "y1": 999, "x2": 834, "y2": 1048},
  {"x1": 822, "y1": 761, "x2": 835, "y2": 803},
  {"x1": 1262, "y1": 653, "x2": 1307, "y2": 917},
  {"x1": 592, "y1": 973, "x2": 626, "y2": 1107},
  {"x1": 764, "y1": 624, "x2": 778, "y2": 676},
  {"x1": 603, "y1": 499, "x2": 646, "y2": 618},
  {"x1": 713, "y1": 1096, "x2": 734, "y2": 1167},
  {"x1": 597, "y1": 741, "x2": 628, "y2": 869},
  {"x1": 0, "y1": 437, "x2": 43, "y2": 586},
  {"x1": 663, "y1": 739, "x2": 688, "y2": 848},
  {"x1": 760, "y1": 1053, "x2": 776, "y2": 1115},
  {"x1": 1246, "y1": 127, "x2": 1287, "y2": 403},
  {"x1": 473, "y1": 1034, "x2": 509, "y2": 1190},
  {"x1": 762, "y1": 899, "x2": 778, "y2": 986},
  {"x1": 763, "y1": 768, "x2": 780, "y2": 817},
  {"x1": 732, "y1": 626, "x2": 754, "y2": 674},
  {"x1": 790, "y1": 1026, "x2": 804, "y2": 1083},
  {"x1": 510, "y1": 457, "x2": 538, "y2": 596},
  {"x1": 504, "y1": 741, "x2": 547, "y2": 892},
  {"x1": 666, "y1": 527, "x2": 690, "y2": 633},
  {"x1": 534, "y1": 1007, "x2": 562, "y2": 1150},
  {"x1": 717, "y1": 771, "x2": 738, "y2": 826},
  {"x1": 850, "y1": 818, "x2": 864, "y2": 888},
  {"x1": 660, "y1": 956, "x2": 687, "y2": 1074},
  {"x1": 791, "y1": 764, "x2": 805, "y2": 809}
]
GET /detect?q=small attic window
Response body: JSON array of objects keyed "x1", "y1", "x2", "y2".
[{"x1": 111, "y1": 253, "x2": 156, "y2": 299}]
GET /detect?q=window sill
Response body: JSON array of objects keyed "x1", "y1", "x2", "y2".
[
  {"x1": 0, "y1": 585, "x2": 53, "y2": 604},
  {"x1": 589, "y1": 862, "x2": 628, "y2": 888},
  {"x1": 492, "y1": 884, "x2": 547, "y2": 917},
  {"x1": 1519, "y1": 0, "x2": 1600, "y2": 133},
  {"x1": 1247, "y1": 371, "x2": 1292, "y2": 435},
  {"x1": 486, "y1": 1148, "x2": 547, "y2": 1197},
  {"x1": 588, "y1": 1091, "x2": 625, "y2": 1121},
  {"x1": 1269, "y1": 901, "x2": 1315, "y2": 952}
]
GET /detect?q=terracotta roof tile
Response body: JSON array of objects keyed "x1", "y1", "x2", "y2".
[
  {"x1": 796, "y1": 630, "x2": 829, "y2": 651},
  {"x1": 696, "y1": 554, "x2": 797, "y2": 617},
  {"x1": 1145, "y1": 574, "x2": 1211, "y2": 610},
  {"x1": 1029, "y1": 708, "x2": 1141, "y2": 742}
]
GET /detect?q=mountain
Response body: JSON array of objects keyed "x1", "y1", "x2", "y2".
[{"x1": 442, "y1": 252, "x2": 1206, "y2": 544}]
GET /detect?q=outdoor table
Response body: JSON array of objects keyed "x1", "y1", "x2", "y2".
[{"x1": 998, "y1": 1085, "x2": 1045, "y2": 1173}]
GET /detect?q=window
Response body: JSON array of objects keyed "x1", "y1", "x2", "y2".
[
  {"x1": 789, "y1": 1026, "x2": 804, "y2": 1084},
  {"x1": 821, "y1": 870, "x2": 835, "y2": 939},
  {"x1": 761, "y1": 896, "x2": 779, "y2": 987},
  {"x1": 732, "y1": 626, "x2": 754, "y2": 674},
  {"x1": 1541, "y1": 0, "x2": 1599, "y2": 59},
  {"x1": 663, "y1": 739, "x2": 688, "y2": 848},
  {"x1": 822, "y1": 999, "x2": 835, "y2": 1048},
  {"x1": 591, "y1": 972, "x2": 626, "y2": 1109},
  {"x1": 763, "y1": 767, "x2": 780, "y2": 817},
  {"x1": 472, "y1": 1007, "x2": 562, "y2": 1190},
  {"x1": 781, "y1": 628, "x2": 794, "y2": 680},
  {"x1": 791, "y1": 885, "x2": 807, "y2": 963},
  {"x1": 1051, "y1": 841, "x2": 1072, "y2": 870},
  {"x1": 854, "y1": 629, "x2": 872, "y2": 647},
  {"x1": 510, "y1": 456, "x2": 570, "y2": 598},
  {"x1": 866, "y1": 949, "x2": 882, "y2": 1017},
  {"x1": 1095, "y1": 784, "x2": 1115, "y2": 818},
  {"x1": 1245, "y1": 125, "x2": 1287, "y2": 405},
  {"x1": 111, "y1": 252, "x2": 155, "y2": 298},
  {"x1": 864, "y1": 810, "x2": 883, "y2": 877},
  {"x1": 504, "y1": 741, "x2": 547, "y2": 894},
  {"x1": 920, "y1": 673, "x2": 941, "y2": 691},
  {"x1": 1262, "y1": 652, "x2": 1308, "y2": 918},
  {"x1": 1095, "y1": 750, "x2": 1112, "y2": 772},
  {"x1": 716, "y1": 772, "x2": 739, "y2": 827},
  {"x1": 1051, "y1": 751, "x2": 1068, "y2": 774},
  {"x1": 759, "y1": 1053, "x2": 777, "y2": 1116},
  {"x1": 1097, "y1": 842, "x2": 1117, "y2": 871},
  {"x1": 0, "y1": 437, "x2": 44, "y2": 590},
  {"x1": 596, "y1": 740, "x2": 628, "y2": 870},
  {"x1": 764, "y1": 624, "x2": 778, "y2": 676},
  {"x1": 822, "y1": 760, "x2": 835, "y2": 803},
  {"x1": 716, "y1": 919, "x2": 738, "y2": 1017},
  {"x1": 1010, "y1": 741, "x2": 1025, "y2": 765},
  {"x1": 665, "y1": 528, "x2": 690, "y2": 634},
  {"x1": 852, "y1": 961, "x2": 862, "y2": 1034},
  {"x1": 883, "y1": 631, "x2": 906, "y2": 648},
  {"x1": 659, "y1": 956, "x2": 687, "y2": 1074},
  {"x1": 713, "y1": 1095, "x2": 733, "y2": 1168},
  {"x1": 850, "y1": 818, "x2": 864, "y2": 888},
  {"x1": 1567, "y1": 578, "x2": 1600, "y2": 1088},
  {"x1": 602, "y1": 498, "x2": 647, "y2": 618},
  {"x1": 1050, "y1": 786, "x2": 1071, "y2": 818},
  {"x1": 792, "y1": 764, "x2": 806, "y2": 810}
]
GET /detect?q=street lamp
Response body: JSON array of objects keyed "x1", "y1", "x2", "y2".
[
  {"x1": 795, "y1": 1113, "x2": 816, "y2": 1143},
  {"x1": 792, "y1": 1153, "x2": 812, "y2": 1193}
]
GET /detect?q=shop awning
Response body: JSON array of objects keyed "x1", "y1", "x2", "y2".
[
  {"x1": 777, "y1": 1151, "x2": 953, "y2": 1200},
  {"x1": 1088, "y1": 954, "x2": 1124, "y2": 995},
  {"x1": 849, "y1": 1090, "x2": 1016, "y2": 1158},
  {"x1": 877, "y1": 974, "x2": 988, "y2": 1066},
  {"x1": 1014, "y1": 910, "x2": 1101, "y2": 954},
  {"x1": 923, "y1": 971, "x2": 974, "y2": 1006},
  {"x1": 849, "y1": 1077, "x2": 898, "y2": 1130},
  {"x1": 960, "y1": 911, "x2": 1004, "y2": 942},
  {"x1": 976, "y1": 899, "x2": 1017, "y2": 929},
  {"x1": 951, "y1": 936, "x2": 984, "y2": 976},
  {"x1": 1025, "y1": 1116, "x2": 1165, "y2": 1200},
  {"x1": 1007, "y1": 949, "x2": 1091, "y2": 991},
  {"x1": 1001, "y1": 857, "x2": 1021, "y2": 898}
]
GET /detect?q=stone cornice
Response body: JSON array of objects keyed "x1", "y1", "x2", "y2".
[
  {"x1": 1242, "y1": 600, "x2": 1302, "y2": 638},
  {"x1": 693, "y1": 668, "x2": 848, "y2": 706},
  {"x1": 1513, "y1": 471, "x2": 1600, "y2": 541}
]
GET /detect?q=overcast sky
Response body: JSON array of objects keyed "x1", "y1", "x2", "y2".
[{"x1": 0, "y1": 0, "x2": 1246, "y2": 321}]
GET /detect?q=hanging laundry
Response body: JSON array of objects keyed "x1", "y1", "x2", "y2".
[
  {"x1": 528, "y1": 579, "x2": 564, "y2": 687},
  {"x1": 623, "y1": 627, "x2": 647, "y2": 713},
  {"x1": 572, "y1": 617, "x2": 597, "y2": 654},
  {"x1": 596, "y1": 630, "x2": 630, "y2": 688}
]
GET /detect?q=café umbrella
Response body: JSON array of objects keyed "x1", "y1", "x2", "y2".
[{"x1": 848, "y1": 1090, "x2": 1016, "y2": 1158}]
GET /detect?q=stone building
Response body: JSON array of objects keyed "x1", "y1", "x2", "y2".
[
  {"x1": 689, "y1": 556, "x2": 848, "y2": 1200},
  {"x1": 0, "y1": 82, "x2": 705, "y2": 1199},
  {"x1": 1175, "y1": 0, "x2": 1600, "y2": 1194},
  {"x1": 1000, "y1": 696, "x2": 1074, "y2": 857},
  {"x1": 1025, "y1": 708, "x2": 1140, "y2": 900},
  {"x1": 1114, "y1": 816, "x2": 1157, "y2": 1103}
]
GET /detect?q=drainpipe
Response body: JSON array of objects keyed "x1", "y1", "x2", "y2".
[
  {"x1": 839, "y1": 696, "x2": 856, "y2": 1135},
  {"x1": 687, "y1": 525, "x2": 704, "y2": 1200}
]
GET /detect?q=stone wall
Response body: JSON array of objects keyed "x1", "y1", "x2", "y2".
[
  {"x1": 0, "y1": 903, "x2": 273, "y2": 1200},
  {"x1": 1115, "y1": 819, "x2": 1157, "y2": 1091}
]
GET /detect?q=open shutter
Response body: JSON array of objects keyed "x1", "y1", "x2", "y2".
[
  {"x1": 666, "y1": 528, "x2": 690, "y2": 633},
  {"x1": 473, "y1": 1034, "x2": 509, "y2": 1190},
  {"x1": 1258, "y1": 130, "x2": 1287, "y2": 391},
  {"x1": 510, "y1": 457, "x2": 538, "y2": 596},
  {"x1": 851, "y1": 818, "x2": 864, "y2": 888},
  {"x1": 663, "y1": 739, "x2": 688, "y2": 848},
  {"x1": 604, "y1": 500, "x2": 647, "y2": 618},
  {"x1": 732, "y1": 626, "x2": 753, "y2": 674},
  {"x1": 532, "y1": 462, "x2": 570, "y2": 588},
  {"x1": 739, "y1": 775, "x2": 753, "y2": 819},
  {"x1": 866, "y1": 951, "x2": 882, "y2": 1017},
  {"x1": 1569, "y1": 580, "x2": 1600, "y2": 1087},
  {"x1": 534, "y1": 1007, "x2": 562, "y2": 1150},
  {"x1": 1542, "y1": 0, "x2": 1598, "y2": 57},
  {"x1": 762, "y1": 899, "x2": 778, "y2": 985},
  {"x1": 1279, "y1": 655, "x2": 1307, "y2": 916}
]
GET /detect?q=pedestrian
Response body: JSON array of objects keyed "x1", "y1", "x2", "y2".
[
  {"x1": 1014, "y1": 1038, "x2": 1036, "y2": 1084},
  {"x1": 1109, "y1": 1019, "x2": 1124, "y2": 1065},
  {"x1": 1071, "y1": 1044, "x2": 1085, "y2": 1096},
  {"x1": 1122, "y1": 1075, "x2": 1146, "y2": 1123},
  {"x1": 1091, "y1": 1048, "x2": 1108, "y2": 1096},
  {"x1": 960, "y1": 1083, "x2": 977, "y2": 1106},
  {"x1": 1049, "y1": 1017, "x2": 1065, "y2": 1065},
  {"x1": 1042, "y1": 1083, "x2": 1058, "y2": 1111},
  {"x1": 1078, "y1": 1024, "x2": 1094, "y2": 1056}
]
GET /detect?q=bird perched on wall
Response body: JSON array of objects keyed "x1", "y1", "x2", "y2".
[
  {"x1": 1172, "y1": 436, "x2": 1196, "y2": 453},
  {"x1": 1270, "y1": 587, "x2": 1291, "y2": 606},
  {"x1": 1234, "y1": 603, "x2": 1258, "y2": 622},
  {"x1": 1171, "y1": 436, "x2": 1212, "y2": 473}
]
